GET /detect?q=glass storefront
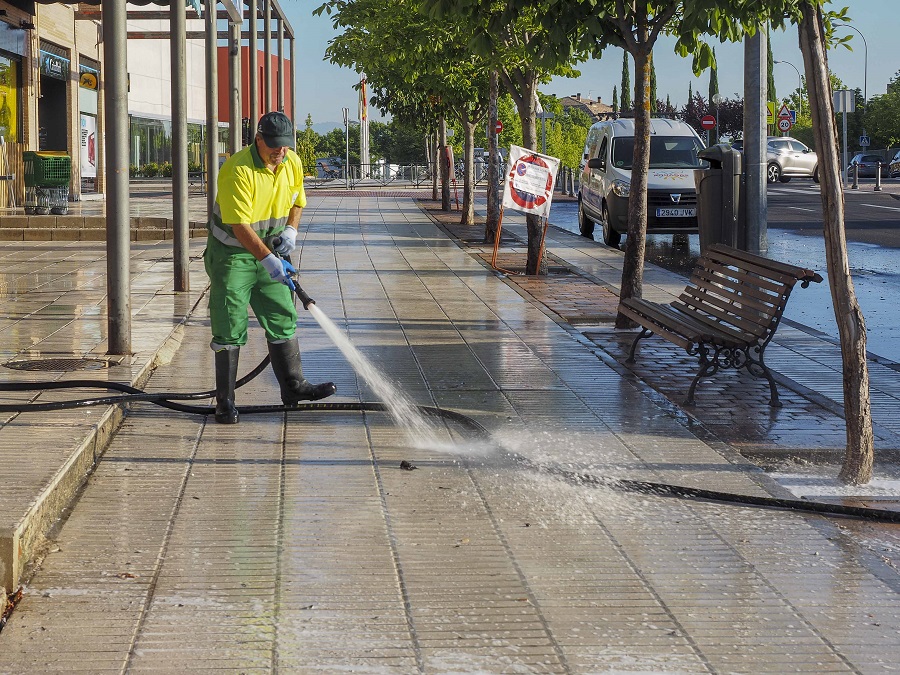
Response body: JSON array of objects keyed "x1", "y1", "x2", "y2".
[
  {"x1": 0, "y1": 52, "x2": 20, "y2": 142},
  {"x1": 79, "y1": 59, "x2": 100, "y2": 193},
  {"x1": 131, "y1": 117, "x2": 227, "y2": 175}
]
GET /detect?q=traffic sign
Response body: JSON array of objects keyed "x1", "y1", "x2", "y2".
[
  {"x1": 778, "y1": 102, "x2": 792, "y2": 119},
  {"x1": 859, "y1": 135, "x2": 870, "y2": 147},
  {"x1": 778, "y1": 117, "x2": 793, "y2": 133},
  {"x1": 496, "y1": 120, "x2": 503, "y2": 134},
  {"x1": 700, "y1": 115, "x2": 716, "y2": 130},
  {"x1": 766, "y1": 102, "x2": 776, "y2": 125}
]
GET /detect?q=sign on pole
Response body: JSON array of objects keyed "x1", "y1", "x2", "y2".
[
  {"x1": 766, "y1": 102, "x2": 776, "y2": 125},
  {"x1": 833, "y1": 89, "x2": 855, "y2": 114},
  {"x1": 496, "y1": 120, "x2": 503, "y2": 134},
  {"x1": 859, "y1": 135, "x2": 871, "y2": 147},
  {"x1": 701, "y1": 115, "x2": 716, "y2": 130},
  {"x1": 501, "y1": 145, "x2": 560, "y2": 218},
  {"x1": 778, "y1": 117, "x2": 793, "y2": 133}
]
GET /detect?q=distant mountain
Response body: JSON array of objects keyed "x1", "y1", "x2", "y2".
[{"x1": 310, "y1": 121, "x2": 343, "y2": 135}]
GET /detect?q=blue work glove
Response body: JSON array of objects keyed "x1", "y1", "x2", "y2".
[
  {"x1": 261, "y1": 253, "x2": 297, "y2": 288},
  {"x1": 274, "y1": 226, "x2": 297, "y2": 255}
]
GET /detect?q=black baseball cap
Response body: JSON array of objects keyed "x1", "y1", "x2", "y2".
[{"x1": 257, "y1": 112, "x2": 294, "y2": 148}]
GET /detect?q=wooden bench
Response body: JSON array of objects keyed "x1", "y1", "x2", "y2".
[{"x1": 618, "y1": 244, "x2": 823, "y2": 407}]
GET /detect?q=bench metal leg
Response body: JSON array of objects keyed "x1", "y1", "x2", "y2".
[
  {"x1": 744, "y1": 346, "x2": 782, "y2": 407},
  {"x1": 685, "y1": 344, "x2": 719, "y2": 406},
  {"x1": 626, "y1": 328, "x2": 653, "y2": 364}
]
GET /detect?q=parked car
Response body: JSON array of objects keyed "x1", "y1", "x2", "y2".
[
  {"x1": 579, "y1": 117, "x2": 705, "y2": 247},
  {"x1": 891, "y1": 150, "x2": 900, "y2": 178},
  {"x1": 849, "y1": 153, "x2": 889, "y2": 178},
  {"x1": 766, "y1": 136, "x2": 819, "y2": 183}
]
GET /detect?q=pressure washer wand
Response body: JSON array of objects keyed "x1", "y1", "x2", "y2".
[{"x1": 272, "y1": 236, "x2": 315, "y2": 310}]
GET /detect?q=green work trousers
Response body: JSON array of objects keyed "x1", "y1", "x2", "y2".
[{"x1": 204, "y1": 236, "x2": 297, "y2": 346}]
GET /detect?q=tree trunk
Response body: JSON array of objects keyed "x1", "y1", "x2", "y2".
[
  {"x1": 798, "y1": 2, "x2": 874, "y2": 484},
  {"x1": 429, "y1": 132, "x2": 438, "y2": 201},
  {"x1": 521, "y1": 77, "x2": 542, "y2": 274},
  {"x1": 485, "y1": 70, "x2": 500, "y2": 244},
  {"x1": 440, "y1": 116, "x2": 450, "y2": 211},
  {"x1": 615, "y1": 45, "x2": 651, "y2": 328},
  {"x1": 460, "y1": 116, "x2": 476, "y2": 225}
]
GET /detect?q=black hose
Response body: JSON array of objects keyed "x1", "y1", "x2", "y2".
[
  {"x1": 505, "y1": 452, "x2": 900, "y2": 524},
  {"x1": 2, "y1": 371, "x2": 898, "y2": 523},
  {"x1": 3, "y1": 268, "x2": 896, "y2": 524}
]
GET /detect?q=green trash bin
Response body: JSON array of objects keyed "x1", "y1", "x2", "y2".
[{"x1": 24, "y1": 151, "x2": 71, "y2": 215}]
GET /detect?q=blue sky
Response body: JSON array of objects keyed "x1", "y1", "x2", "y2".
[{"x1": 288, "y1": 0, "x2": 894, "y2": 129}]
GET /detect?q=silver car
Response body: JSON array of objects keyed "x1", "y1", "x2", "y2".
[{"x1": 767, "y1": 136, "x2": 819, "y2": 183}]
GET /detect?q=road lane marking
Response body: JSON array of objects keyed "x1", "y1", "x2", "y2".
[
  {"x1": 861, "y1": 203, "x2": 900, "y2": 212},
  {"x1": 769, "y1": 188, "x2": 822, "y2": 195},
  {"x1": 786, "y1": 206, "x2": 816, "y2": 212}
]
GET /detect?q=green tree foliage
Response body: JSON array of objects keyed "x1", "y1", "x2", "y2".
[
  {"x1": 650, "y1": 52, "x2": 657, "y2": 114},
  {"x1": 317, "y1": 0, "x2": 495, "y2": 222},
  {"x1": 296, "y1": 114, "x2": 319, "y2": 176},
  {"x1": 317, "y1": 126, "x2": 359, "y2": 166},
  {"x1": 864, "y1": 71, "x2": 900, "y2": 148},
  {"x1": 620, "y1": 51, "x2": 632, "y2": 111},
  {"x1": 708, "y1": 48, "x2": 719, "y2": 102},
  {"x1": 612, "y1": 85, "x2": 618, "y2": 116},
  {"x1": 541, "y1": 98, "x2": 593, "y2": 169},
  {"x1": 425, "y1": 0, "x2": 586, "y2": 272},
  {"x1": 679, "y1": 92, "x2": 744, "y2": 141}
]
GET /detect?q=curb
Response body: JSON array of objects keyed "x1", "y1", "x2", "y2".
[{"x1": 0, "y1": 292, "x2": 205, "y2": 593}]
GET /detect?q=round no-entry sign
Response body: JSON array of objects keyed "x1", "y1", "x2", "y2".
[
  {"x1": 701, "y1": 115, "x2": 716, "y2": 130},
  {"x1": 495, "y1": 120, "x2": 503, "y2": 134}
]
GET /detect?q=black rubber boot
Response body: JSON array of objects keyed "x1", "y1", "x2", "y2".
[
  {"x1": 214, "y1": 348, "x2": 240, "y2": 424},
  {"x1": 268, "y1": 338, "x2": 336, "y2": 404}
]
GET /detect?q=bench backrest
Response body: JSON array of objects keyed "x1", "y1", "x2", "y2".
[{"x1": 672, "y1": 244, "x2": 822, "y2": 344}]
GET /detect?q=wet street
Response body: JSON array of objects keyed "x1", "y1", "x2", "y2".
[
  {"x1": 549, "y1": 180, "x2": 900, "y2": 363},
  {"x1": 2, "y1": 190, "x2": 900, "y2": 672}
]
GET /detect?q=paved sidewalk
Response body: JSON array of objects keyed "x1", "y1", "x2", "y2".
[{"x1": 1, "y1": 191, "x2": 899, "y2": 673}]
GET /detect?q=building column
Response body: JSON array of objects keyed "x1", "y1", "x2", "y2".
[
  {"x1": 248, "y1": 0, "x2": 258, "y2": 135},
  {"x1": 228, "y1": 20, "x2": 241, "y2": 155},
  {"x1": 276, "y1": 17, "x2": 284, "y2": 112},
  {"x1": 263, "y1": 0, "x2": 271, "y2": 112},
  {"x1": 101, "y1": 0, "x2": 130, "y2": 354},
  {"x1": 171, "y1": 0, "x2": 189, "y2": 291},
  {"x1": 205, "y1": 0, "x2": 219, "y2": 213}
]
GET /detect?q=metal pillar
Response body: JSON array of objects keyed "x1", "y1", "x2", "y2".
[
  {"x1": 102, "y1": 0, "x2": 130, "y2": 354},
  {"x1": 263, "y1": 0, "x2": 271, "y2": 113},
  {"x1": 248, "y1": 0, "x2": 258, "y2": 136},
  {"x1": 276, "y1": 17, "x2": 284, "y2": 112},
  {"x1": 205, "y1": 0, "x2": 219, "y2": 214},
  {"x1": 289, "y1": 36, "x2": 296, "y2": 134},
  {"x1": 228, "y1": 20, "x2": 241, "y2": 155},
  {"x1": 171, "y1": 0, "x2": 189, "y2": 292},
  {"x1": 743, "y1": 28, "x2": 768, "y2": 254}
]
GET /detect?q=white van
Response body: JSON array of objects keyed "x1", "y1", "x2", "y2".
[{"x1": 578, "y1": 118, "x2": 706, "y2": 247}]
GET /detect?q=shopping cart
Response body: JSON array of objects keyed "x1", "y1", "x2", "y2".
[{"x1": 24, "y1": 151, "x2": 70, "y2": 215}]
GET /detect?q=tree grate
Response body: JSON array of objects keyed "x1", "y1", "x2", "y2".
[{"x1": 3, "y1": 358, "x2": 110, "y2": 372}]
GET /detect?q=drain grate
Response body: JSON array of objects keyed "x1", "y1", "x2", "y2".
[{"x1": 3, "y1": 357, "x2": 110, "y2": 372}]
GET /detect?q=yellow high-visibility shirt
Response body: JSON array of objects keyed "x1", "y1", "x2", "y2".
[{"x1": 208, "y1": 143, "x2": 306, "y2": 248}]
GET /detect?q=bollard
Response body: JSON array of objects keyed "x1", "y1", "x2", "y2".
[
  {"x1": 875, "y1": 162, "x2": 883, "y2": 192},
  {"x1": 851, "y1": 163, "x2": 859, "y2": 189}
]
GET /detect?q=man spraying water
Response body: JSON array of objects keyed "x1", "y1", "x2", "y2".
[{"x1": 203, "y1": 111, "x2": 336, "y2": 424}]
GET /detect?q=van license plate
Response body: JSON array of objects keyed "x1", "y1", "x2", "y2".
[{"x1": 656, "y1": 208, "x2": 695, "y2": 217}]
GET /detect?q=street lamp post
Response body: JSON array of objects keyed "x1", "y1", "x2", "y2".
[
  {"x1": 834, "y1": 23, "x2": 867, "y2": 108},
  {"x1": 773, "y1": 59, "x2": 802, "y2": 119},
  {"x1": 342, "y1": 106, "x2": 350, "y2": 189},
  {"x1": 712, "y1": 93, "x2": 722, "y2": 144}
]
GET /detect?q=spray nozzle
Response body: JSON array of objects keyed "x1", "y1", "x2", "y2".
[{"x1": 270, "y1": 237, "x2": 315, "y2": 310}]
